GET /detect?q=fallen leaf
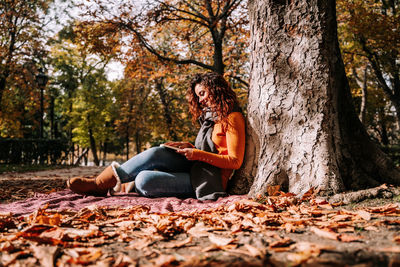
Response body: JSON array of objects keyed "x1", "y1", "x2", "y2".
[
  {"x1": 0, "y1": 241, "x2": 15, "y2": 252},
  {"x1": 32, "y1": 245, "x2": 59, "y2": 267},
  {"x1": 208, "y1": 234, "x2": 234, "y2": 247},
  {"x1": 286, "y1": 250, "x2": 314, "y2": 265},
  {"x1": 114, "y1": 253, "x2": 137, "y2": 266},
  {"x1": 0, "y1": 217, "x2": 16, "y2": 231},
  {"x1": 269, "y1": 237, "x2": 294, "y2": 248},
  {"x1": 338, "y1": 234, "x2": 363, "y2": 242},
  {"x1": 187, "y1": 223, "x2": 211, "y2": 238},
  {"x1": 364, "y1": 225, "x2": 379, "y2": 232},
  {"x1": 153, "y1": 254, "x2": 177, "y2": 266},
  {"x1": 375, "y1": 247, "x2": 400, "y2": 253},
  {"x1": 267, "y1": 185, "x2": 281, "y2": 196},
  {"x1": 310, "y1": 227, "x2": 338, "y2": 240},
  {"x1": 126, "y1": 239, "x2": 153, "y2": 250},
  {"x1": 393, "y1": 235, "x2": 400, "y2": 244},
  {"x1": 163, "y1": 236, "x2": 193, "y2": 248},
  {"x1": 244, "y1": 244, "x2": 264, "y2": 257},
  {"x1": 66, "y1": 248, "x2": 102, "y2": 265},
  {"x1": 356, "y1": 210, "x2": 371, "y2": 221}
]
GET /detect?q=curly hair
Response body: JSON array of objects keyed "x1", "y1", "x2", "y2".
[{"x1": 187, "y1": 72, "x2": 239, "y2": 126}]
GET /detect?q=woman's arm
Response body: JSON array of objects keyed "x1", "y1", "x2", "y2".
[{"x1": 178, "y1": 112, "x2": 245, "y2": 169}]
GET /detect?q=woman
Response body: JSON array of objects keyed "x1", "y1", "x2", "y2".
[{"x1": 67, "y1": 72, "x2": 245, "y2": 200}]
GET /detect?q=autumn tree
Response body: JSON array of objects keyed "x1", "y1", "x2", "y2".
[
  {"x1": 231, "y1": 0, "x2": 400, "y2": 196},
  {"x1": 79, "y1": 0, "x2": 248, "y2": 86},
  {"x1": 337, "y1": 0, "x2": 400, "y2": 129},
  {"x1": 50, "y1": 24, "x2": 117, "y2": 165},
  {"x1": 0, "y1": 0, "x2": 51, "y2": 136},
  {"x1": 114, "y1": 40, "x2": 198, "y2": 157}
]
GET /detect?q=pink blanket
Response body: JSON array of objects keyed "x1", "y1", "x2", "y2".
[{"x1": 0, "y1": 190, "x2": 247, "y2": 216}]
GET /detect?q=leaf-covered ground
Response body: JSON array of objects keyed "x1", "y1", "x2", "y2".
[{"x1": 1, "y1": 168, "x2": 400, "y2": 266}]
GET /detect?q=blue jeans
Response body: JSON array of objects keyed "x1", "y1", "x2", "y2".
[{"x1": 114, "y1": 146, "x2": 195, "y2": 198}]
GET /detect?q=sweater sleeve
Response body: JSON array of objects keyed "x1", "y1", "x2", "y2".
[{"x1": 191, "y1": 112, "x2": 245, "y2": 169}]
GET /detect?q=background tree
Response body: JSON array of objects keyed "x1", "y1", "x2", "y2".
[
  {"x1": 50, "y1": 23, "x2": 117, "y2": 165},
  {"x1": 0, "y1": 0, "x2": 52, "y2": 136},
  {"x1": 231, "y1": 0, "x2": 400, "y2": 196},
  {"x1": 337, "y1": 0, "x2": 400, "y2": 132},
  {"x1": 79, "y1": 0, "x2": 249, "y2": 88}
]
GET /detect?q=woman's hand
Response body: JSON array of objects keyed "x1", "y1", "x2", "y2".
[
  {"x1": 176, "y1": 148, "x2": 195, "y2": 160},
  {"x1": 163, "y1": 141, "x2": 194, "y2": 149}
]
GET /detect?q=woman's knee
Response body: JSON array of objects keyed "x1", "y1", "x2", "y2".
[{"x1": 134, "y1": 171, "x2": 156, "y2": 197}]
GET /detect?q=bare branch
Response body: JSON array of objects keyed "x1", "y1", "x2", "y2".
[{"x1": 118, "y1": 21, "x2": 215, "y2": 72}]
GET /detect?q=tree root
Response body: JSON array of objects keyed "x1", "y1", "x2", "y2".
[{"x1": 327, "y1": 184, "x2": 400, "y2": 205}]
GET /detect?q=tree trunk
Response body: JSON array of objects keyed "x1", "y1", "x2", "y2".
[
  {"x1": 88, "y1": 127, "x2": 100, "y2": 166},
  {"x1": 102, "y1": 141, "x2": 107, "y2": 166},
  {"x1": 155, "y1": 79, "x2": 177, "y2": 140},
  {"x1": 126, "y1": 131, "x2": 130, "y2": 161},
  {"x1": 232, "y1": 0, "x2": 400, "y2": 197},
  {"x1": 0, "y1": 76, "x2": 6, "y2": 112},
  {"x1": 135, "y1": 130, "x2": 142, "y2": 154},
  {"x1": 359, "y1": 66, "x2": 369, "y2": 124}
]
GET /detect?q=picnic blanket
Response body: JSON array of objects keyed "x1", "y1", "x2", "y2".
[{"x1": 0, "y1": 190, "x2": 247, "y2": 217}]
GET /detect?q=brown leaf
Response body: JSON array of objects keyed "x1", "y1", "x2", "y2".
[
  {"x1": 0, "y1": 241, "x2": 16, "y2": 252},
  {"x1": 244, "y1": 244, "x2": 264, "y2": 258},
  {"x1": 153, "y1": 254, "x2": 177, "y2": 266},
  {"x1": 356, "y1": 210, "x2": 371, "y2": 221},
  {"x1": 66, "y1": 248, "x2": 102, "y2": 265},
  {"x1": 1, "y1": 251, "x2": 30, "y2": 266},
  {"x1": 286, "y1": 251, "x2": 314, "y2": 265},
  {"x1": 269, "y1": 237, "x2": 294, "y2": 248},
  {"x1": 0, "y1": 217, "x2": 17, "y2": 231},
  {"x1": 393, "y1": 235, "x2": 400, "y2": 244},
  {"x1": 310, "y1": 227, "x2": 338, "y2": 240},
  {"x1": 208, "y1": 234, "x2": 234, "y2": 247},
  {"x1": 267, "y1": 185, "x2": 281, "y2": 196},
  {"x1": 32, "y1": 245, "x2": 60, "y2": 267},
  {"x1": 126, "y1": 239, "x2": 153, "y2": 250},
  {"x1": 338, "y1": 234, "x2": 363, "y2": 242},
  {"x1": 364, "y1": 225, "x2": 379, "y2": 232},
  {"x1": 114, "y1": 253, "x2": 137, "y2": 266},
  {"x1": 187, "y1": 223, "x2": 211, "y2": 238},
  {"x1": 375, "y1": 247, "x2": 400, "y2": 253},
  {"x1": 163, "y1": 236, "x2": 193, "y2": 248}
]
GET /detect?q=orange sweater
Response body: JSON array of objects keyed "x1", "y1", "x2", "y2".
[{"x1": 191, "y1": 112, "x2": 246, "y2": 190}]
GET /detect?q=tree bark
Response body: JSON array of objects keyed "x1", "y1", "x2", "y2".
[
  {"x1": 88, "y1": 127, "x2": 100, "y2": 166},
  {"x1": 155, "y1": 79, "x2": 177, "y2": 140},
  {"x1": 233, "y1": 0, "x2": 400, "y2": 197}
]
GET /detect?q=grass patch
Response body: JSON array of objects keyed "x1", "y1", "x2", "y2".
[{"x1": 0, "y1": 164, "x2": 71, "y2": 174}]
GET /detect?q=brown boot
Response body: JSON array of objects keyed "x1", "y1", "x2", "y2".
[{"x1": 67, "y1": 166, "x2": 118, "y2": 196}]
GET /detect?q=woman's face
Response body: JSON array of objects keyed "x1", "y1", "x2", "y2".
[{"x1": 195, "y1": 84, "x2": 212, "y2": 107}]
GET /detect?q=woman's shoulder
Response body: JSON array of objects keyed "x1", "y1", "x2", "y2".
[{"x1": 227, "y1": 111, "x2": 245, "y2": 125}]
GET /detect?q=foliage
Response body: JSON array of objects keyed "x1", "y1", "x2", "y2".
[
  {"x1": 337, "y1": 0, "x2": 400, "y2": 145},
  {"x1": 50, "y1": 23, "x2": 117, "y2": 164},
  {"x1": 0, "y1": 0, "x2": 53, "y2": 138}
]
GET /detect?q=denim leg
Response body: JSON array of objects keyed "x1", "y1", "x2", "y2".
[
  {"x1": 115, "y1": 146, "x2": 192, "y2": 183},
  {"x1": 135, "y1": 170, "x2": 195, "y2": 198}
]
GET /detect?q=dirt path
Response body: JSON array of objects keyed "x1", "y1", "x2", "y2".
[{"x1": 0, "y1": 166, "x2": 103, "y2": 203}]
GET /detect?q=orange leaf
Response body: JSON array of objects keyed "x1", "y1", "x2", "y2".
[
  {"x1": 338, "y1": 234, "x2": 363, "y2": 242},
  {"x1": 310, "y1": 227, "x2": 338, "y2": 240},
  {"x1": 244, "y1": 244, "x2": 264, "y2": 257},
  {"x1": 267, "y1": 185, "x2": 281, "y2": 196},
  {"x1": 208, "y1": 234, "x2": 234, "y2": 247},
  {"x1": 355, "y1": 210, "x2": 371, "y2": 221}
]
